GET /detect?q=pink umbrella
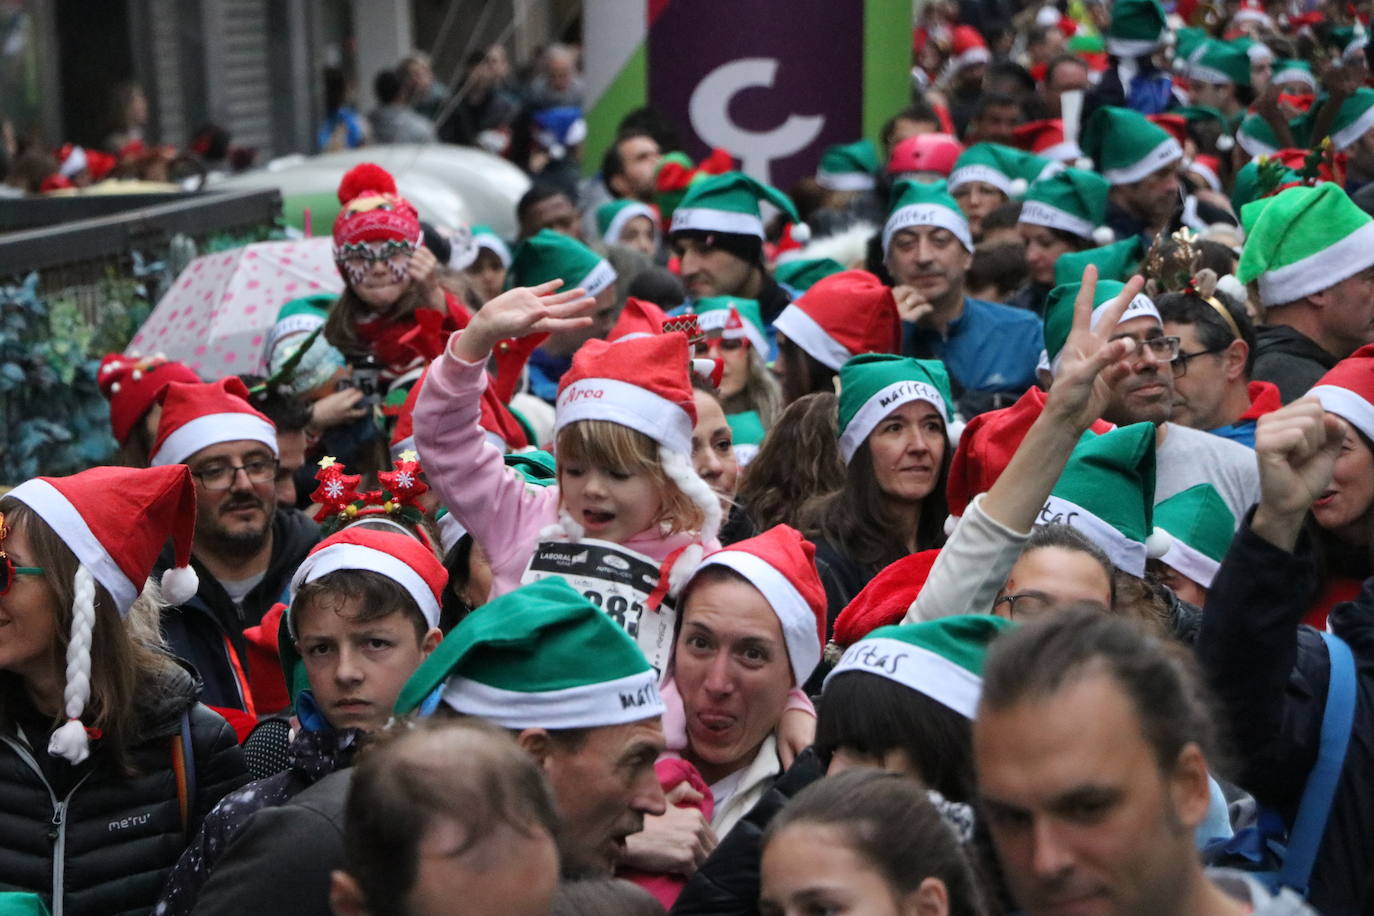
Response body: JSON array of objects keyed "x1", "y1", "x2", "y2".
[{"x1": 129, "y1": 237, "x2": 344, "y2": 377}]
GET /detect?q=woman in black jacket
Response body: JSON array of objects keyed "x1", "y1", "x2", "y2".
[{"x1": 0, "y1": 466, "x2": 247, "y2": 916}]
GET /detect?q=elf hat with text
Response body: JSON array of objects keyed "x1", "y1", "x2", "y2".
[
  {"x1": 395, "y1": 577, "x2": 664, "y2": 726},
  {"x1": 1310, "y1": 343, "x2": 1374, "y2": 443},
  {"x1": 817, "y1": 140, "x2": 881, "y2": 191},
  {"x1": 692, "y1": 296, "x2": 769, "y2": 355},
  {"x1": 509, "y1": 228, "x2": 618, "y2": 298},
  {"x1": 288, "y1": 527, "x2": 447, "y2": 633},
  {"x1": 948, "y1": 143, "x2": 1051, "y2": 198},
  {"x1": 1237, "y1": 184, "x2": 1374, "y2": 307},
  {"x1": 1187, "y1": 38, "x2": 1251, "y2": 86},
  {"x1": 7, "y1": 465, "x2": 199, "y2": 763},
  {"x1": 837, "y1": 353, "x2": 954, "y2": 464},
  {"x1": 831, "y1": 549, "x2": 941, "y2": 648},
  {"x1": 1043, "y1": 279, "x2": 1160, "y2": 367},
  {"x1": 1106, "y1": 0, "x2": 1167, "y2": 57},
  {"x1": 1153, "y1": 483, "x2": 1235, "y2": 588},
  {"x1": 688, "y1": 525, "x2": 827, "y2": 686},
  {"x1": 1053, "y1": 236, "x2": 1145, "y2": 286},
  {"x1": 884, "y1": 179, "x2": 972, "y2": 253},
  {"x1": 1329, "y1": 88, "x2": 1374, "y2": 152},
  {"x1": 1019, "y1": 168, "x2": 1113, "y2": 243},
  {"x1": 773, "y1": 270, "x2": 902, "y2": 371},
  {"x1": 825, "y1": 616, "x2": 1015, "y2": 717},
  {"x1": 1041, "y1": 422, "x2": 1164, "y2": 576},
  {"x1": 596, "y1": 199, "x2": 660, "y2": 249},
  {"x1": 1081, "y1": 106, "x2": 1182, "y2": 185},
  {"x1": 669, "y1": 171, "x2": 801, "y2": 240},
  {"x1": 149, "y1": 376, "x2": 278, "y2": 468}
]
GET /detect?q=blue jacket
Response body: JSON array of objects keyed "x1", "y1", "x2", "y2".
[{"x1": 904, "y1": 297, "x2": 1044, "y2": 398}]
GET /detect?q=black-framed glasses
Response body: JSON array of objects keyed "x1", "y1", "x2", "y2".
[
  {"x1": 993, "y1": 592, "x2": 1057, "y2": 620},
  {"x1": 0, "y1": 513, "x2": 44, "y2": 595},
  {"x1": 189, "y1": 457, "x2": 279, "y2": 491},
  {"x1": 1138, "y1": 335, "x2": 1182, "y2": 362},
  {"x1": 1170, "y1": 345, "x2": 1226, "y2": 377}
]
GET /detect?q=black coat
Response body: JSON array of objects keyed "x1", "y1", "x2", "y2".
[
  {"x1": 156, "y1": 508, "x2": 318, "y2": 711},
  {"x1": 1196, "y1": 516, "x2": 1374, "y2": 914},
  {"x1": 1251, "y1": 326, "x2": 1338, "y2": 405},
  {"x1": 0, "y1": 663, "x2": 247, "y2": 916}
]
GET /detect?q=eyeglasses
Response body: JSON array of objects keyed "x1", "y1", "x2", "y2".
[
  {"x1": 1170, "y1": 345, "x2": 1226, "y2": 377},
  {"x1": 993, "y1": 592, "x2": 1057, "y2": 621},
  {"x1": 190, "y1": 457, "x2": 280, "y2": 491},
  {"x1": 1117, "y1": 335, "x2": 1181, "y2": 362},
  {"x1": 0, "y1": 514, "x2": 44, "y2": 595}
]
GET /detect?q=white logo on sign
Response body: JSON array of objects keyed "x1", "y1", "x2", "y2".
[{"x1": 688, "y1": 58, "x2": 824, "y2": 186}]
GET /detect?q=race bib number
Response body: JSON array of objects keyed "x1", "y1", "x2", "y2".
[{"x1": 521, "y1": 539, "x2": 677, "y2": 675}]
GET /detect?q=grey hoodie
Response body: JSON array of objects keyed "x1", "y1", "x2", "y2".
[{"x1": 1209, "y1": 868, "x2": 1319, "y2": 916}]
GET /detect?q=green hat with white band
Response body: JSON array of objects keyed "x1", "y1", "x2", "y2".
[
  {"x1": 509, "y1": 229, "x2": 617, "y2": 298},
  {"x1": 394, "y1": 577, "x2": 664, "y2": 725},
  {"x1": 596, "y1": 199, "x2": 660, "y2": 248},
  {"x1": 1188, "y1": 39, "x2": 1251, "y2": 86},
  {"x1": 1053, "y1": 236, "x2": 1144, "y2": 286},
  {"x1": 1332, "y1": 24, "x2": 1369, "y2": 60},
  {"x1": 1105, "y1": 0, "x2": 1167, "y2": 57},
  {"x1": 817, "y1": 140, "x2": 881, "y2": 191},
  {"x1": 1081, "y1": 106, "x2": 1182, "y2": 185},
  {"x1": 1043, "y1": 279, "x2": 1160, "y2": 367},
  {"x1": 836, "y1": 353, "x2": 953, "y2": 464},
  {"x1": 1041, "y1": 422, "x2": 1162, "y2": 577},
  {"x1": 824, "y1": 616, "x2": 1015, "y2": 718},
  {"x1": 1329, "y1": 88, "x2": 1374, "y2": 151},
  {"x1": 1237, "y1": 183, "x2": 1374, "y2": 307},
  {"x1": 1153, "y1": 484, "x2": 1235, "y2": 588},
  {"x1": 1271, "y1": 59, "x2": 1317, "y2": 92},
  {"x1": 883, "y1": 179, "x2": 972, "y2": 253},
  {"x1": 775, "y1": 257, "x2": 846, "y2": 292},
  {"x1": 1236, "y1": 112, "x2": 1282, "y2": 158},
  {"x1": 1174, "y1": 27, "x2": 1208, "y2": 63},
  {"x1": 471, "y1": 224, "x2": 512, "y2": 268},
  {"x1": 1019, "y1": 168, "x2": 1113, "y2": 243},
  {"x1": 692, "y1": 296, "x2": 769, "y2": 355},
  {"x1": 670, "y1": 170, "x2": 801, "y2": 239},
  {"x1": 948, "y1": 143, "x2": 1050, "y2": 198}
]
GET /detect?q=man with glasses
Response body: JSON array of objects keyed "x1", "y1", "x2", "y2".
[
  {"x1": 148, "y1": 378, "x2": 319, "y2": 714},
  {"x1": 1158, "y1": 290, "x2": 1281, "y2": 447}
]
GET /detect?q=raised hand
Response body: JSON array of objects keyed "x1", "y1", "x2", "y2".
[
  {"x1": 1252, "y1": 398, "x2": 1347, "y2": 550},
  {"x1": 407, "y1": 245, "x2": 445, "y2": 309},
  {"x1": 1044, "y1": 265, "x2": 1141, "y2": 432},
  {"x1": 453, "y1": 280, "x2": 596, "y2": 362}
]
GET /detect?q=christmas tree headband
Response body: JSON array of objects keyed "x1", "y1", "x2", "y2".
[{"x1": 309, "y1": 452, "x2": 434, "y2": 551}]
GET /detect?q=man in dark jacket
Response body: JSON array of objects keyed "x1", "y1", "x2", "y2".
[{"x1": 1196, "y1": 398, "x2": 1374, "y2": 913}]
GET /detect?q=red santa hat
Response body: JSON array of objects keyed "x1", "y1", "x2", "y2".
[
  {"x1": 831, "y1": 549, "x2": 940, "y2": 648},
  {"x1": 288, "y1": 527, "x2": 447, "y2": 632},
  {"x1": 609, "y1": 297, "x2": 672, "y2": 341},
  {"x1": 97, "y1": 353, "x2": 201, "y2": 447},
  {"x1": 772, "y1": 270, "x2": 902, "y2": 371},
  {"x1": 947, "y1": 386, "x2": 1114, "y2": 522},
  {"x1": 949, "y1": 25, "x2": 991, "y2": 70},
  {"x1": 149, "y1": 377, "x2": 278, "y2": 468},
  {"x1": 7, "y1": 465, "x2": 199, "y2": 763},
  {"x1": 1011, "y1": 119, "x2": 1084, "y2": 163},
  {"x1": 332, "y1": 162, "x2": 423, "y2": 257},
  {"x1": 887, "y1": 134, "x2": 964, "y2": 177},
  {"x1": 1187, "y1": 155, "x2": 1223, "y2": 193},
  {"x1": 1310, "y1": 343, "x2": 1374, "y2": 444},
  {"x1": 687, "y1": 525, "x2": 827, "y2": 686}
]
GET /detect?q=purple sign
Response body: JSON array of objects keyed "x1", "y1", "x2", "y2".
[{"x1": 647, "y1": 0, "x2": 865, "y2": 190}]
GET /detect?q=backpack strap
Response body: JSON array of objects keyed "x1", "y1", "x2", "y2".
[
  {"x1": 1277, "y1": 631, "x2": 1357, "y2": 893},
  {"x1": 170, "y1": 709, "x2": 198, "y2": 838}
]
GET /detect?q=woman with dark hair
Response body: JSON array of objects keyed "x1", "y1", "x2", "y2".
[
  {"x1": 735, "y1": 392, "x2": 844, "y2": 533},
  {"x1": 761, "y1": 769, "x2": 987, "y2": 916},
  {"x1": 802, "y1": 355, "x2": 954, "y2": 634},
  {"x1": 1013, "y1": 168, "x2": 1112, "y2": 315}
]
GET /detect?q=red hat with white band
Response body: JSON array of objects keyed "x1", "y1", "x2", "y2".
[{"x1": 149, "y1": 377, "x2": 278, "y2": 468}]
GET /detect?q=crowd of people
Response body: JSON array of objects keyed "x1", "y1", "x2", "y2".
[{"x1": 3, "y1": 0, "x2": 1374, "y2": 913}]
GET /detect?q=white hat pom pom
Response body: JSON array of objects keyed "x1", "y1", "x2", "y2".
[
  {"x1": 49, "y1": 718, "x2": 91, "y2": 766},
  {"x1": 944, "y1": 514, "x2": 960, "y2": 537},
  {"x1": 1217, "y1": 134, "x2": 1235, "y2": 152},
  {"x1": 1146, "y1": 527, "x2": 1173, "y2": 559},
  {"x1": 1074, "y1": 157, "x2": 1095, "y2": 170},
  {"x1": 1009, "y1": 177, "x2": 1029, "y2": 196},
  {"x1": 789, "y1": 222, "x2": 811, "y2": 245},
  {"x1": 109, "y1": 382, "x2": 121, "y2": 394},
  {"x1": 131, "y1": 370, "x2": 142, "y2": 382},
  {"x1": 161, "y1": 565, "x2": 200, "y2": 605},
  {"x1": 1092, "y1": 225, "x2": 1116, "y2": 245}
]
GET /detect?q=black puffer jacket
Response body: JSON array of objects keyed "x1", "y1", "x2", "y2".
[{"x1": 0, "y1": 663, "x2": 248, "y2": 916}]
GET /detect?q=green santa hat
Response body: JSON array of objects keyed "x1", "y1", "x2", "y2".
[
  {"x1": 775, "y1": 257, "x2": 846, "y2": 292},
  {"x1": 1230, "y1": 156, "x2": 1296, "y2": 212},
  {"x1": 1332, "y1": 24, "x2": 1369, "y2": 60},
  {"x1": 836, "y1": 353, "x2": 954, "y2": 464},
  {"x1": 1236, "y1": 112, "x2": 1282, "y2": 158},
  {"x1": 1238, "y1": 183, "x2": 1374, "y2": 307},
  {"x1": 670, "y1": 170, "x2": 802, "y2": 240},
  {"x1": 1106, "y1": 0, "x2": 1167, "y2": 57},
  {"x1": 596, "y1": 199, "x2": 660, "y2": 248},
  {"x1": 883, "y1": 179, "x2": 972, "y2": 254},
  {"x1": 1053, "y1": 236, "x2": 1145, "y2": 286},
  {"x1": 1019, "y1": 168, "x2": 1114, "y2": 244},
  {"x1": 1188, "y1": 39, "x2": 1251, "y2": 86},
  {"x1": 692, "y1": 295, "x2": 769, "y2": 355},
  {"x1": 948, "y1": 143, "x2": 1051, "y2": 198},
  {"x1": 1271, "y1": 59, "x2": 1317, "y2": 92},
  {"x1": 1153, "y1": 483, "x2": 1235, "y2": 588},
  {"x1": 1329, "y1": 88, "x2": 1374, "y2": 151},
  {"x1": 1043, "y1": 279, "x2": 1161, "y2": 368},
  {"x1": 817, "y1": 139, "x2": 881, "y2": 191},
  {"x1": 1174, "y1": 27, "x2": 1208, "y2": 64},
  {"x1": 509, "y1": 228, "x2": 617, "y2": 298},
  {"x1": 472, "y1": 224, "x2": 512, "y2": 268},
  {"x1": 1041, "y1": 422, "x2": 1164, "y2": 576},
  {"x1": 1081, "y1": 106, "x2": 1182, "y2": 185},
  {"x1": 824, "y1": 615, "x2": 1015, "y2": 717},
  {"x1": 394, "y1": 577, "x2": 664, "y2": 725}
]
